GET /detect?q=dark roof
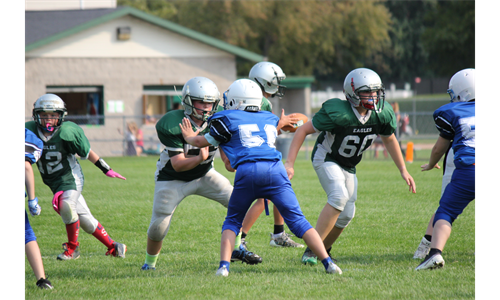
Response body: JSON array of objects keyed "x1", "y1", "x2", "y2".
[
  {"x1": 25, "y1": 6, "x2": 263, "y2": 62},
  {"x1": 26, "y1": 7, "x2": 124, "y2": 46}
]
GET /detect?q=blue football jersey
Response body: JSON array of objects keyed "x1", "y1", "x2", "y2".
[
  {"x1": 24, "y1": 128, "x2": 43, "y2": 197},
  {"x1": 206, "y1": 110, "x2": 281, "y2": 169},
  {"x1": 25, "y1": 128, "x2": 43, "y2": 164},
  {"x1": 433, "y1": 101, "x2": 475, "y2": 166}
]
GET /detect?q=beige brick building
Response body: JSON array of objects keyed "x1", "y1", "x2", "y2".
[{"x1": 25, "y1": 2, "x2": 313, "y2": 156}]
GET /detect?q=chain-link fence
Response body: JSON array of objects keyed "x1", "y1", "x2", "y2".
[
  {"x1": 26, "y1": 108, "x2": 440, "y2": 158},
  {"x1": 25, "y1": 114, "x2": 166, "y2": 157}
]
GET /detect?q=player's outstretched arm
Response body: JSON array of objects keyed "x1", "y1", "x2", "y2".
[
  {"x1": 381, "y1": 134, "x2": 416, "y2": 193},
  {"x1": 284, "y1": 120, "x2": 315, "y2": 180},
  {"x1": 180, "y1": 117, "x2": 211, "y2": 148},
  {"x1": 421, "y1": 136, "x2": 450, "y2": 172},
  {"x1": 88, "y1": 150, "x2": 126, "y2": 180}
]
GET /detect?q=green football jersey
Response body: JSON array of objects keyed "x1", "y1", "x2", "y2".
[
  {"x1": 155, "y1": 109, "x2": 220, "y2": 181},
  {"x1": 261, "y1": 97, "x2": 272, "y2": 112},
  {"x1": 25, "y1": 121, "x2": 91, "y2": 193},
  {"x1": 311, "y1": 98, "x2": 396, "y2": 173}
]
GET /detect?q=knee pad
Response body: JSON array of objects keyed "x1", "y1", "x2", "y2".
[
  {"x1": 79, "y1": 215, "x2": 99, "y2": 234},
  {"x1": 58, "y1": 190, "x2": 80, "y2": 224},
  {"x1": 147, "y1": 213, "x2": 173, "y2": 242},
  {"x1": 335, "y1": 203, "x2": 356, "y2": 229}
]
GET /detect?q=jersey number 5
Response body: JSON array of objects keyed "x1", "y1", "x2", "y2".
[{"x1": 238, "y1": 124, "x2": 277, "y2": 148}]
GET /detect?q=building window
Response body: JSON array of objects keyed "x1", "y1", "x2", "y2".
[
  {"x1": 142, "y1": 85, "x2": 182, "y2": 124},
  {"x1": 46, "y1": 86, "x2": 104, "y2": 125}
]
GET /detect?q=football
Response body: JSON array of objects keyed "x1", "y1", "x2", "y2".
[{"x1": 280, "y1": 113, "x2": 308, "y2": 133}]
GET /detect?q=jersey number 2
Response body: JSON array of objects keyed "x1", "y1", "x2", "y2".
[{"x1": 44, "y1": 151, "x2": 63, "y2": 174}]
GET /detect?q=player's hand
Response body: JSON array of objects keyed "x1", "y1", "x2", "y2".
[
  {"x1": 420, "y1": 163, "x2": 440, "y2": 171},
  {"x1": 180, "y1": 117, "x2": 200, "y2": 141},
  {"x1": 278, "y1": 109, "x2": 299, "y2": 130},
  {"x1": 284, "y1": 162, "x2": 295, "y2": 180},
  {"x1": 28, "y1": 197, "x2": 41, "y2": 216},
  {"x1": 106, "y1": 169, "x2": 126, "y2": 180},
  {"x1": 199, "y1": 146, "x2": 209, "y2": 161},
  {"x1": 400, "y1": 170, "x2": 416, "y2": 193}
]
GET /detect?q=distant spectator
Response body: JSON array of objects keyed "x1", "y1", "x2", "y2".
[{"x1": 128, "y1": 121, "x2": 144, "y2": 156}]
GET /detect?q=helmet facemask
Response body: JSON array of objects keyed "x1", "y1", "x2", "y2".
[
  {"x1": 345, "y1": 78, "x2": 385, "y2": 113},
  {"x1": 181, "y1": 77, "x2": 221, "y2": 121},
  {"x1": 183, "y1": 94, "x2": 220, "y2": 121},
  {"x1": 352, "y1": 83, "x2": 386, "y2": 113},
  {"x1": 34, "y1": 111, "x2": 65, "y2": 132},
  {"x1": 266, "y1": 68, "x2": 286, "y2": 98},
  {"x1": 344, "y1": 68, "x2": 386, "y2": 113},
  {"x1": 249, "y1": 62, "x2": 286, "y2": 98},
  {"x1": 32, "y1": 94, "x2": 68, "y2": 132}
]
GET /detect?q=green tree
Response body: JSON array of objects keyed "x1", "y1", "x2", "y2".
[
  {"x1": 377, "y1": 0, "x2": 437, "y2": 80},
  {"x1": 119, "y1": 0, "x2": 392, "y2": 78},
  {"x1": 421, "y1": 0, "x2": 475, "y2": 76}
]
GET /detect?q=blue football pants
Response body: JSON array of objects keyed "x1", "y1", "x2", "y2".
[{"x1": 222, "y1": 160, "x2": 313, "y2": 238}]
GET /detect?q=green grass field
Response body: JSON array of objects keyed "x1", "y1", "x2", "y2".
[{"x1": 25, "y1": 150, "x2": 474, "y2": 299}]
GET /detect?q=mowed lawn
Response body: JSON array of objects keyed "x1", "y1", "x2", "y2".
[{"x1": 25, "y1": 152, "x2": 475, "y2": 300}]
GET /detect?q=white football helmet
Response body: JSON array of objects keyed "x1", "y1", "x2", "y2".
[
  {"x1": 447, "y1": 68, "x2": 475, "y2": 102},
  {"x1": 223, "y1": 79, "x2": 263, "y2": 112},
  {"x1": 248, "y1": 62, "x2": 286, "y2": 97},
  {"x1": 182, "y1": 77, "x2": 221, "y2": 121},
  {"x1": 343, "y1": 68, "x2": 386, "y2": 112},
  {"x1": 33, "y1": 93, "x2": 68, "y2": 131}
]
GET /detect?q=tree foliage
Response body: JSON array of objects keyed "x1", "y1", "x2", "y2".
[
  {"x1": 117, "y1": 0, "x2": 474, "y2": 82},
  {"x1": 119, "y1": 0, "x2": 392, "y2": 77},
  {"x1": 421, "y1": 0, "x2": 475, "y2": 76}
]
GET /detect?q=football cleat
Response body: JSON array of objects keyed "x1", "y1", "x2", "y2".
[
  {"x1": 269, "y1": 232, "x2": 305, "y2": 248},
  {"x1": 301, "y1": 247, "x2": 318, "y2": 265},
  {"x1": 215, "y1": 266, "x2": 229, "y2": 277},
  {"x1": 36, "y1": 277, "x2": 53, "y2": 289},
  {"x1": 106, "y1": 242, "x2": 127, "y2": 258},
  {"x1": 326, "y1": 261, "x2": 342, "y2": 275},
  {"x1": 230, "y1": 243, "x2": 263, "y2": 265},
  {"x1": 57, "y1": 243, "x2": 80, "y2": 261},
  {"x1": 413, "y1": 237, "x2": 432, "y2": 259},
  {"x1": 141, "y1": 263, "x2": 156, "y2": 271},
  {"x1": 415, "y1": 253, "x2": 445, "y2": 271}
]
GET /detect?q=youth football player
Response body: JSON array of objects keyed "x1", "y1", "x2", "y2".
[
  {"x1": 284, "y1": 68, "x2": 417, "y2": 265},
  {"x1": 141, "y1": 77, "x2": 262, "y2": 271},
  {"x1": 25, "y1": 128, "x2": 53, "y2": 289},
  {"x1": 415, "y1": 68, "x2": 475, "y2": 270},
  {"x1": 26, "y1": 94, "x2": 127, "y2": 261},
  {"x1": 413, "y1": 68, "x2": 476, "y2": 259},
  {"x1": 180, "y1": 79, "x2": 342, "y2": 277},
  {"x1": 237, "y1": 61, "x2": 305, "y2": 250}
]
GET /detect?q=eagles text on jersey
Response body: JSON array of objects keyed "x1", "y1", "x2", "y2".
[
  {"x1": 25, "y1": 121, "x2": 90, "y2": 193},
  {"x1": 311, "y1": 98, "x2": 397, "y2": 173},
  {"x1": 155, "y1": 109, "x2": 219, "y2": 181}
]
